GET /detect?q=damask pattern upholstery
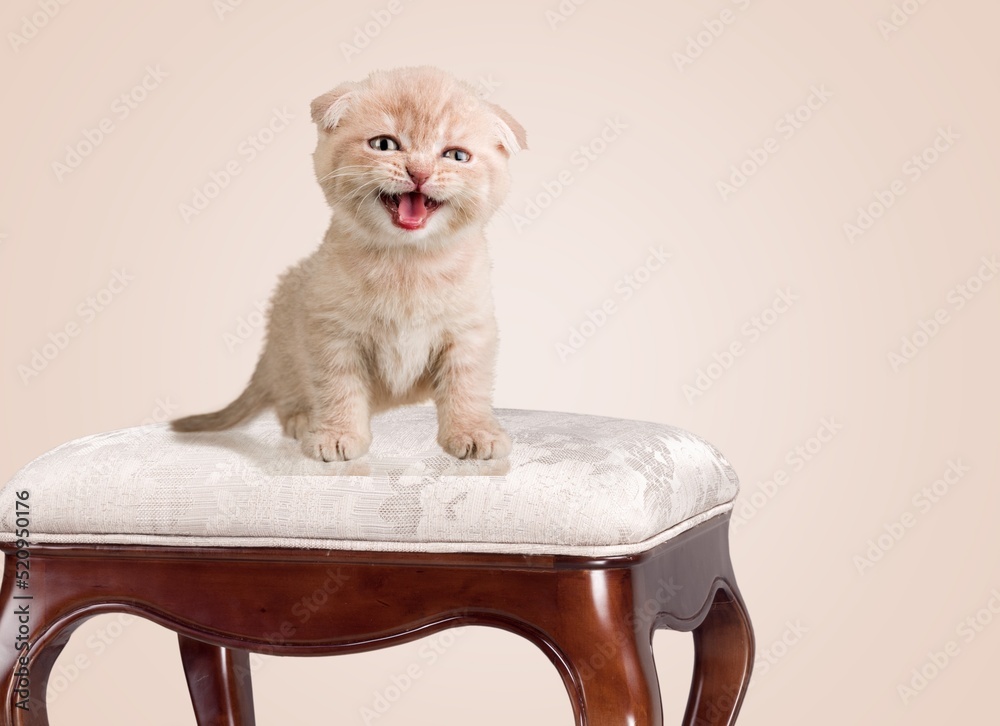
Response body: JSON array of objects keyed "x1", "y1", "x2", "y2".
[{"x1": 0, "y1": 407, "x2": 739, "y2": 557}]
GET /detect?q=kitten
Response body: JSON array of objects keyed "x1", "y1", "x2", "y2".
[{"x1": 171, "y1": 66, "x2": 526, "y2": 461}]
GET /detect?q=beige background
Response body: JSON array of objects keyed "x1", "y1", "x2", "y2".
[{"x1": 2, "y1": 0, "x2": 998, "y2": 723}]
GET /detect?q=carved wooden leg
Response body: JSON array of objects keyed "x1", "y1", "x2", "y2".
[
  {"x1": 535, "y1": 571, "x2": 663, "y2": 726},
  {"x1": 563, "y1": 631, "x2": 662, "y2": 726},
  {"x1": 682, "y1": 587, "x2": 754, "y2": 726},
  {"x1": 178, "y1": 635, "x2": 256, "y2": 726},
  {"x1": 0, "y1": 553, "x2": 85, "y2": 726},
  {"x1": 0, "y1": 631, "x2": 75, "y2": 726}
]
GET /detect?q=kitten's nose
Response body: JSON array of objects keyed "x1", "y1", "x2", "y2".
[{"x1": 406, "y1": 167, "x2": 431, "y2": 189}]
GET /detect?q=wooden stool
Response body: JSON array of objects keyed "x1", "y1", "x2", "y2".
[{"x1": 0, "y1": 408, "x2": 753, "y2": 725}]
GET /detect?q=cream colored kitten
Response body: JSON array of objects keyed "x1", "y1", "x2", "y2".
[{"x1": 172, "y1": 66, "x2": 526, "y2": 461}]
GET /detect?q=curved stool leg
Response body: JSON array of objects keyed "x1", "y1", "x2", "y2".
[
  {"x1": 526, "y1": 572, "x2": 663, "y2": 726},
  {"x1": 0, "y1": 630, "x2": 74, "y2": 725},
  {"x1": 563, "y1": 630, "x2": 662, "y2": 726},
  {"x1": 178, "y1": 635, "x2": 255, "y2": 726},
  {"x1": 0, "y1": 555, "x2": 87, "y2": 725},
  {"x1": 682, "y1": 588, "x2": 754, "y2": 726}
]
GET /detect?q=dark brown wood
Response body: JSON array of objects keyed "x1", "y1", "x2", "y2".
[
  {"x1": 178, "y1": 635, "x2": 255, "y2": 726},
  {"x1": 682, "y1": 587, "x2": 754, "y2": 726},
  {"x1": 0, "y1": 513, "x2": 752, "y2": 725}
]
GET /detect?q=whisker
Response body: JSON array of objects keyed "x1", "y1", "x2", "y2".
[
  {"x1": 341, "y1": 179, "x2": 386, "y2": 200},
  {"x1": 356, "y1": 184, "x2": 385, "y2": 213},
  {"x1": 317, "y1": 165, "x2": 374, "y2": 183}
]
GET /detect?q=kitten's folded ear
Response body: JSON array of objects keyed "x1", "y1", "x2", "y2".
[
  {"x1": 486, "y1": 102, "x2": 528, "y2": 156},
  {"x1": 310, "y1": 82, "x2": 357, "y2": 131}
]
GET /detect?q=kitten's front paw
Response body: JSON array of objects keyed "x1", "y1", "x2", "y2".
[
  {"x1": 439, "y1": 423, "x2": 512, "y2": 460},
  {"x1": 301, "y1": 429, "x2": 371, "y2": 462},
  {"x1": 281, "y1": 411, "x2": 311, "y2": 440}
]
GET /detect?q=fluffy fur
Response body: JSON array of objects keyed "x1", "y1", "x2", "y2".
[{"x1": 172, "y1": 67, "x2": 526, "y2": 461}]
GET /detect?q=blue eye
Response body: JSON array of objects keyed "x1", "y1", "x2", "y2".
[
  {"x1": 369, "y1": 136, "x2": 400, "y2": 151},
  {"x1": 444, "y1": 148, "x2": 471, "y2": 162}
]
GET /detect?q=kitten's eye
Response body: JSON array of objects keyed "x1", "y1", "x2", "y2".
[
  {"x1": 443, "y1": 148, "x2": 471, "y2": 162},
  {"x1": 369, "y1": 136, "x2": 400, "y2": 151}
]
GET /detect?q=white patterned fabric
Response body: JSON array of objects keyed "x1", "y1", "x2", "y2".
[{"x1": 0, "y1": 408, "x2": 739, "y2": 557}]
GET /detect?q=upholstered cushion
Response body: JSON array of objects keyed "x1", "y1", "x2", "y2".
[{"x1": 0, "y1": 407, "x2": 738, "y2": 556}]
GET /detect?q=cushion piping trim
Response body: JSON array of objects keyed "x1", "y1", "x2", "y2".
[{"x1": 0, "y1": 502, "x2": 734, "y2": 558}]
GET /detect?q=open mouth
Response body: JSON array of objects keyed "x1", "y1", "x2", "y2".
[{"x1": 379, "y1": 192, "x2": 442, "y2": 231}]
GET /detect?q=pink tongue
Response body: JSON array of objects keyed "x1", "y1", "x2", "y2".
[{"x1": 397, "y1": 192, "x2": 427, "y2": 224}]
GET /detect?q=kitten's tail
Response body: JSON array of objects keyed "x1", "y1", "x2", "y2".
[{"x1": 170, "y1": 379, "x2": 268, "y2": 432}]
